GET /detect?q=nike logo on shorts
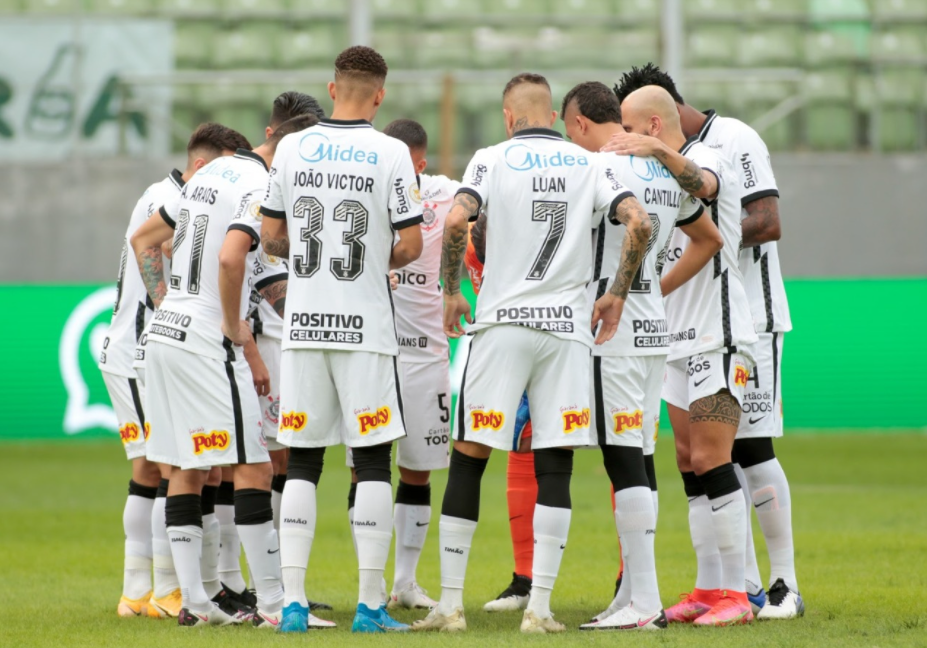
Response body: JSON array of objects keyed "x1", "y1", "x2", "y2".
[
  {"x1": 267, "y1": 548, "x2": 279, "y2": 554},
  {"x1": 693, "y1": 376, "x2": 710, "y2": 387},
  {"x1": 711, "y1": 500, "x2": 733, "y2": 512},
  {"x1": 748, "y1": 415, "x2": 766, "y2": 425},
  {"x1": 415, "y1": 521, "x2": 429, "y2": 527}
]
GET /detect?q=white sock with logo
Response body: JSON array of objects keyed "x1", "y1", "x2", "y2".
[
  {"x1": 393, "y1": 503, "x2": 430, "y2": 591},
  {"x1": 708, "y1": 489, "x2": 747, "y2": 593},
  {"x1": 436, "y1": 515, "x2": 476, "y2": 615},
  {"x1": 279, "y1": 479, "x2": 316, "y2": 608},
  {"x1": 744, "y1": 458, "x2": 798, "y2": 591},
  {"x1": 167, "y1": 525, "x2": 211, "y2": 612},
  {"x1": 200, "y1": 513, "x2": 222, "y2": 599},
  {"x1": 354, "y1": 481, "x2": 393, "y2": 609},
  {"x1": 123, "y1": 494, "x2": 154, "y2": 599},
  {"x1": 527, "y1": 504, "x2": 571, "y2": 618},
  {"x1": 689, "y1": 495, "x2": 722, "y2": 591},
  {"x1": 151, "y1": 496, "x2": 179, "y2": 598},
  {"x1": 216, "y1": 503, "x2": 246, "y2": 594},
  {"x1": 237, "y1": 520, "x2": 284, "y2": 613},
  {"x1": 734, "y1": 464, "x2": 764, "y2": 595},
  {"x1": 615, "y1": 487, "x2": 661, "y2": 613}
]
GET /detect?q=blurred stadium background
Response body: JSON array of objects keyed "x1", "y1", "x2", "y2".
[{"x1": 0, "y1": 0, "x2": 925, "y2": 440}]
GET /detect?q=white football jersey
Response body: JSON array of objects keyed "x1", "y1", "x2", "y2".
[
  {"x1": 146, "y1": 149, "x2": 267, "y2": 362},
  {"x1": 260, "y1": 118, "x2": 423, "y2": 355},
  {"x1": 459, "y1": 128, "x2": 634, "y2": 348},
  {"x1": 99, "y1": 169, "x2": 185, "y2": 378},
  {"x1": 248, "y1": 248, "x2": 289, "y2": 341},
  {"x1": 697, "y1": 110, "x2": 792, "y2": 333},
  {"x1": 392, "y1": 173, "x2": 458, "y2": 362},
  {"x1": 589, "y1": 153, "x2": 704, "y2": 357},
  {"x1": 662, "y1": 139, "x2": 757, "y2": 363}
]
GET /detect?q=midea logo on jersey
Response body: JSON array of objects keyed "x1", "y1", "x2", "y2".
[
  {"x1": 629, "y1": 155, "x2": 672, "y2": 182},
  {"x1": 503, "y1": 143, "x2": 588, "y2": 171},
  {"x1": 298, "y1": 132, "x2": 379, "y2": 165}
]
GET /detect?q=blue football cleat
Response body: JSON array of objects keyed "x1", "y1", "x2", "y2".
[
  {"x1": 747, "y1": 588, "x2": 767, "y2": 614},
  {"x1": 279, "y1": 602, "x2": 309, "y2": 633},
  {"x1": 352, "y1": 603, "x2": 411, "y2": 633}
]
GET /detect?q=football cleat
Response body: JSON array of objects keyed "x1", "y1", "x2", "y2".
[
  {"x1": 757, "y1": 579, "x2": 804, "y2": 620},
  {"x1": 309, "y1": 600, "x2": 333, "y2": 612},
  {"x1": 748, "y1": 587, "x2": 767, "y2": 614},
  {"x1": 177, "y1": 603, "x2": 236, "y2": 627},
  {"x1": 580, "y1": 605, "x2": 667, "y2": 631},
  {"x1": 147, "y1": 589, "x2": 182, "y2": 618},
  {"x1": 411, "y1": 607, "x2": 467, "y2": 632},
  {"x1": 520, "y1": 610, "x2": 566, "y2": 634},
  {"x1": 211, "y1": 588, "x2": 253, "y2": 623},
  {"x1": 693, "y1": 591, "x2": 754, "y2": 627},
  {"x1": 221, "y1": 583, "x2": 257, "y2": 609},
  {"x1": 117, "y1": 592, "x2": 151, "y2": 617},
  {"x1": 483, "y1": 573, "x2": 532, "y2": 612},
  {"x1": 665, "y1": 589, "x2": 720, "y2": 624},
  {"x1": 589, "y1": 591, "x2": 623, "y2": 623},
  {"x1": 252, "y1": 608, "x2": 282, "y2": 630},
  {"x1": 388, "y1": 582, "x2": 438, "y2": 610},
  {"x1": 280, "y1": 602, "x2": 308, "y2": 633},
  {"x1": 351, "y1": 603, "x2": 410, "y2": 633}
]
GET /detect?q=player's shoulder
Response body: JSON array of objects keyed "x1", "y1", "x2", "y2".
[{"x1": 420, "y1": 173, "x2": 460, "y2": 201}]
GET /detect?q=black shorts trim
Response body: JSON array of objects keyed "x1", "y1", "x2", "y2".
[
  {"x1": 593, "y1": 356, "x2": 606, "y2": 446},
  {"x1": 393, "y1": 214, "x2": 425, "y2": 230},
  {"x1": 771, "y1": 332, "x2": 780, "y2": 411},
  {"x1": 159, "y1": 206, "x2": 176, "y2": 229},
  {"x1": 227, "y1": 223, "x2": 260, "y2": 251},
  {"x1": 392, "y1": 355, "x2": 406, "y2": 430},
  {"x1": 606, "y1": 191, "x2": 635, "y2": 224},
  {"x1": 258, "y1": 205, "x2": 286, "y2": 219},
  {"x1": 224, "y1": 360, "x2": 246, "y2": 465},
  {"x1": 722, "y1": 352, "x2": 732, "y2": 391},
  {"x1": 128, "y1": 378, "x2": 146, "y2": 427},
  {"x1": 676, "y1": 203, "x2": 705, "y2": 228},
  {"x1": 741, "y1": 188, "x2": 779, "y2": 207}
]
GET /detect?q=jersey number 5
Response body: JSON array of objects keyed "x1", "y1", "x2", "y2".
[{"x1": 292, "y1": 196, "x2": 369, "y2": 282}]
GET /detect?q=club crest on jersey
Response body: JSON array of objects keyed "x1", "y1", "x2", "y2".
[
  {"x1": 298, "y1": 131, "x2": 378, "y2": 165},
  {"x1": 280, "y1": 411, "x2": 307, "y2": 433},
  {"x1": 357, "y1": 407, "x2": 391, "y2": 435},
  {"x1": 561, "y1": 408, "x2": 590, "y2": 434},
  {"x1": 734, "y1": 365, "x2": 750, "y2": 388},
  {"x1": 421, "y1": 203, "x2": 438, "y2": 230},
  {"x1": 504, "y1": 143, "x2": 588, "y2": 171},
  {"x1": 119, "y1": 422, "x2": 142, "y2": 444},
  {"x1": 470, "y1": 409, "x2": 504, "y2": 432},
  {"x1": 613, "y1": 410, "x2": 643, "y2": 435},
  {"x1": 629, "y1": 155, "x2": 672, "y2": 182},
  {"x1": 192, "y1": 430, "x2": 230, "y2": 455}
]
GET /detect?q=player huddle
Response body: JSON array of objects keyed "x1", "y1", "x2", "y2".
[{"x1": 98, "y1": 45, "x2": 800, "y2": 634}]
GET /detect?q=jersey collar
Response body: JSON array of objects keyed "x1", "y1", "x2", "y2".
[
  {"x1": 319, "y1": 118, "x2": 373, "y2": 128},
  {"x1": 512, "y1": 127, "x2": 563, "y2": 141},
  {"x1": 234, "y1": 147, "x2": 268, "y2": 171},
  {"x1": 697, "y1": 109, "x2": 718, "y2": 141},
  {"x1": 168, "y1": 168, "x2": 185, "y2": 189}
]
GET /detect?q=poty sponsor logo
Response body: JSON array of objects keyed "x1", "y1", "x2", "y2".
[
  {"x1": 561, "y1": 408, "x2": 590, "y2": 434},
  {"x1": 503, "y1": 142, "x2": 588, "y2": 171},
  {"x1": 144, "y1": 422, "x2": 150, "y2": 440},
  {"x1": 357, "y1": 406, "x2": 391, "y2": 435},
  {"x1": 471, "y1": 409, "x2": 504, "y2": 432},
  {"x1": 298, "y1": 131, "x2": 379, "y2": 165},
  {"x1": 734, "y1": 365, "x2": 750, "y2": 388},
  {"x1": 119, "y1": 422, "x2": 142, "y2": 444},
  {"x1": 614, "y1": 410, "x2": 643, "y2": 435},
  {"x1": 192, "y1": 430, "x2": 230, "y2": 455},
  {"x1": 280, "y1": 411, "x2": 307, "y2": 432},
  {"x1": 629, "y1": 155, "x2": 672, "y2": 182}
]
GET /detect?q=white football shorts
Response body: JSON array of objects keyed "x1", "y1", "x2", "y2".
[
  {"x1": 591, "y1": 354, "x2": 666, "y2": 455},
  {"x1": 101, "y1": 371, "x2": 148, "y2": 461},
  {"x1": 455, "y1": 325, "x2": 592, "y2": 451},
  {"x1": 737, "y1": 332, "x2": 784, "y2": 439},
  {"x1": 255, "y1": 334, "x2": 285, "y2": 451},
  {"x1": 278, "y1": 349, "x2": 406, "y2": 449},
  {"x1": 144, "y1": 341, "x2": 268, "y2": 470},
  {"x1": 663, "y1": 349, "x2": 753, "y2": 411},
  {"x1": 396, "y1": 359, "x2": 451, "y2": 471}
]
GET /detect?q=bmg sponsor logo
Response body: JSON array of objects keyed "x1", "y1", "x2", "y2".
[
  {"x1": 280, "y1": 411, "x2": 307, "y2": 433},
  {"x1": 470, "y1": 409, "x2": 504, "y2": 432},
  {"x1": 357, "y1": 406, "x2": 391, "y2": 435},
  {"x1": 561, "y1": 408, "x2": 590, "y2": 434},
  {"x1": 613, "y1": 410, "x2": 643, "y2": 435},
  {"x1": 192, "y1": 430, "x2": 230, "y2": 455}
]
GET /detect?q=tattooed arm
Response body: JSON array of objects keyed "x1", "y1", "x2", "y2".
[
  {"x1": 259, "y1": 279, "x2": 287, "y2": 320},
  {"x1": 442, "y1": 191, "x2": 480, "y2": 337},
  {"x1": 741, "y1": 195, "x2": 781, "y2": 248},
  {"x1": 130, "y1": 209, "x2": 175, "y2": 308},
  {"x1": 218, "y1": 230, "x2": 254, "y2": 346},
  {"x1": 260, "y1": 217, "x2": 289, "y2": 259},
  {"x1": 469, "y1": 209, "x2": 488, "y2": 264}
]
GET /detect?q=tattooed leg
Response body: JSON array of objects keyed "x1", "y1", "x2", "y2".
[{"x1": 688, "y1": 391, "x2": 740, "y2": 475}]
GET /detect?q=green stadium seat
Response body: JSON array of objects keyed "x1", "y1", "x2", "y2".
[
  {"x1": 872, "y1": 0, "x2": 927, "y2": 21},
  {"x1": 743, "y1": 0, "x2": 807, "y2": 20},
  {"x1": 23, "y1": 0, "x2": 79, "y2": 12},
  {"x1": 211, "y1": 23, "x2": 278, "y2": 69},
  {"x1": 871, "y1": 28, "x2": 924, "y2": 62},
  {"x1": 550, "y1": 0, "x2": 613, "y2": 18},
  {"x1": 212, "y1": 107, "x2": 268, "y2": 144},
  {"x1": 372, "y1": 25, "x2": 410, "y2": 68},
  {"x1": 854, "y1": 73, "x2": 874, "y2": 112},
  {"x1": 877, "y1": 69, "x2": 924, "y2": 108},
  {"x1": 734, "y1": 80, "x2": 798, "y2": 150},
  {"x1": 687, "y1": 26, "x2": 740, "y2": 67},
  {"x1": 878, "y1": 108, "x2": 919, "y2": 151},
  {"x1": 472, "y1": 26, "x2": 517, "y2": 69},
  {"x1": 536, "y1": 28, "x2": 608, "y2": 68},
  {"x1": 804, "y1": 70, "x2": 853, "y2": 103},
  {"x1": 685, "y1": 80, "x2": 734, "y2": 117},
  {"x1": 614, "y1": 0, "x2": 660, "y2": 23},
  {"x1": 284, "y1": 0, "x2": 342, "y2": 13},
  {"x1": 739, "y1": 28, "x2": 804, "y2": 67},
  {"x1": 158, "y1": 0, "x2": 220, "y2": 14},
  {"x1": 684, "y1": 0, "x2": 741, "y2": 20},
  {"x1": 805, "y1": 105, "x2": 855, "y2": 149},
  {"x1": 277, "y1": 25, "x2": 340, "y2": 68},
  {"x1": 224, "y1": 0, "x2": 286, "y2": 13},
  {"x1": 418, "y1": 29, "x2": 472, "y2": 68},
  {"x1": 605, "y1": 28, "x2": 660, "y2": 68},
  {"x1": 423, "y1": 0, "x2": 483, "y2": 18},
  {"x1": 170, "y1": 104, "x2": 202, "y2": 151},
  {"x1": 483, "y1": 0, "x2": 548, "y2": 15},
  {"x1": 174, "y1": 22, "x2": 218, "y2": 68},
  {"x1": 805, "y1": 30, "x2": 864, "y2": 66},
  {"x1": 370, "y1": 0, "x2": 418, "y2": 17},
  {"x1": 87, "y1": 0, "x2": 154, "y2": 13}
]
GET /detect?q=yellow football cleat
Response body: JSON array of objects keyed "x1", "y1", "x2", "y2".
[
  {"x1": 148, "y1": 589, "x2": 183, "y2": 619},
  {"x1": 117, "y1": 592, "x2": 151, "y2": 617}
]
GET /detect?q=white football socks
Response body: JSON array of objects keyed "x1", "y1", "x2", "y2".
[
  {"x1": 201, "y1": 512, "x2": 221, "y2": 599},
  {"x1": 527, "y1": 504, "x2": 571, "y2": 619},
  {"x1": 167, "y1": 525, "x2": 211, "y2": 612},
  {"x1": 615, "y1": 487, "x2": 661, "y2": 612},
  {"x1": 744, "y1": 458, "x2": 798, "y2": 591},
  {"x1": 151, "y1": 496, "x2": 179, "y2": 598},
  {"x1": 734, "y1": 463, "x2": 764, "y2": 595},
  {"x1": 278, "y1": 479, "x2": 316, "y2": 608},
  {"x1": 354, "y1": 481, "x2": 393, "y2": 609},
  {"x1": 123, "y1": 494, "x2": 154, "y2": 599},
  {"x1": 436, "y1": 515, "x2": 476, "y2": 614},
  {"x1": 216, "y1": 503, "x2": 246, "y2": 594},
  {"x1": 237, "y1": 519, "x2": 284, "y2": 613},
  {"x1": 688, "y1": 494, "x2": 722, "y2": 591},
  {"x1": 393, "y1": 503, "x2": 430, "y2": 591},
  {"x1": 271, "y1": 488, "x2": 283, "y2": 533},
  {"x1": 707, "y1": 488, "x2": 747, "y2": 593}
]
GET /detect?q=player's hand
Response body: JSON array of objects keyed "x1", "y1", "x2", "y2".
[
  {"x1": 444, "y1": 292, "x2": 472, "y2": 339},
  {"x1": 160, "y1": 239, "x2": 173, "y2": 260},
  {"x1": 222, "y1": 319, "x2": 252, "y2": 347},
  {"x1": 601, "y1": 131, "x2": 664, "y2": 157},
  {"x1": 389, "y1": 270, "x2": 399, "y2": 291},
  {"x1": 592, "y1": 293, "x2": 625, "y2": 345},
  {"x1": 248, "y1": 354, "x2": 271, "y2": 397}
]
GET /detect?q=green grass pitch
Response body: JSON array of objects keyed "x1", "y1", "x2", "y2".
[{"x1": 2, "y1": 433, "x2": 925, "y2": 647}]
